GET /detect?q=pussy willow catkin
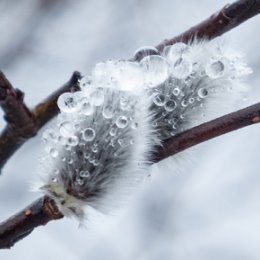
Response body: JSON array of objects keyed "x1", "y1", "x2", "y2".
[{"x1": 38, "y1": 39, "x2": 251, "y2": 222}]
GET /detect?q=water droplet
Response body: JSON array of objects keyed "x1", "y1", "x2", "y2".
[
  {"x1": 153, "y1": 93, "x2": 166, "y2": 106},
  {"x1": 102, "y1": 105, "x2": 114, "y2": 119},
  {"x1": 189, "y1": 97, "x2": 195, "y2": 104},
  {"x1": 79, "y1": 170, "x2": 90, "y2": 178},
  {"x1": 57, "y1": 92, "x2": 79, "y2": 113},
  {"x1": 92, "y1": 144, "x2": 99, "y2": 153},
  {"x1": 93, "y1": 159, "x2": 99, "y2": 166},
  {"x1": 49, "y1": 148, "x2": 58, "y2": 158},
  {"x1": 76, "y1": 177, "x2": 84, "y2": 186},
  {"x1": 134, "y1": 46, "x2": 159, "y2": 60},
  {"x1": 130, "y1": 139, "x2": 135, "y2": 145},
  {"x1": 109, "y1": 126, "x2": 117, "y2": 136},
  {"x1": 51, "y1": 177, "x2": 58, "y2": 183},
  {"x1": 166, "y1": 42, "x2": 189, "y2": 59},
  {"x1": 198, "y1": 88, "x2": 208, "y2": 98},
  {"x1": 170, "y1": 131, "x2": 176, "y2": 136},
  {"x1": 90, "y1": 89, "x2": 105, "y2": 106},
  {"x1": 68, "y1": 158, "x2": 73, "y2": 164},
  {"x1": 140, "y1": 55, "x2": 169, "y2": 87},
  {"x1": 131, "y1": 122, "x2": 138, "y2": 130},
  {"x1": 165, "y1": 99, "x2": 177, "y2": 112},
  {"x1": 54, "y1": 169, "x2": 60, "y2": 175},
  {"x1": 116, "y1": 116, "x2": 128, "y2": 128},
  {"x1": 152, "y1": 122, "x2": 158, "y2": 127},
  {"x1": 205, "y1": 60, "x2": 225, "y2": 78},
  {"x1": 82, "y1": 128, "x2": 96, "y2": 142},
  {"x1": 67, "y1": 136, "x2": 79, "y2": 146},
  {"x1": 172, "y1": 87, "x2": 181, "y2": 96},
  {"x1": 181, "y1": 100, "x2": 188, "y2": 107},
  {"x1": 42, "y1": 129, "x2": 58, "y2": 143},
  {"x1": 59, "y1": 121, "x2": 75, "y2": 137},
  {"x1": 171, "y1": 56, "x2": 192, "y2": 79},
  {"x1": 79, "y1": 97, "x2": 94, "y2": 116},
  {"x1": 80, "y1": 76, "x2": 92, "y2": 90}
]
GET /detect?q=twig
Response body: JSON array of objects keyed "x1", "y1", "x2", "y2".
[
  {"x1": 153, "y1": 102, "x2": 260, "y2": 162},
  {"x1": 0, "y1": 0, "x2": 260, "y2": 250},
  {"x1": 0, "y1": 71, "x2": 81, "y2": 172},
  {"x1": 155, "y1": 0, "x2": 260, "y2": 52},
  {"x1": 0, "y1": 196, "x2": 63, "y2": 249}
]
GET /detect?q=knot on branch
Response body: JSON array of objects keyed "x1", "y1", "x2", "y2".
[{"x1": 43, "y1": 196, "x2": 63, "y2": 220}]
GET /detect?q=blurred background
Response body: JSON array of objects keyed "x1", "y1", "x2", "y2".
[{"x1": 0, "y1": 0, "x2": 260, "y2": 259}]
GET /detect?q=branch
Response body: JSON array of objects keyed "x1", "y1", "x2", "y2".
[
  {"x1": 1, "y1": 0, "x2": 260, "y2": 250},
  {"x1": 0, "y1": 196, "x2": 63, "y2": 249},
  {"x1": 0, "y1": 71, "x2": 81, "y2": 172},
  {"x1": 156, "y1": 0, "x2": 260, "y2": 52},
  {"x1": 153, "y1": 102, "x2": 260, "y2": 162}
]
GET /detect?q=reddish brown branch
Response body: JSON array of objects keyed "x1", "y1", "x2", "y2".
[
  {"x1": 156, "y1": 0, "x2": 260, "y2": 52},
  {"x1": 0, "y1": 196, "x2": 63, "y2": 249},
  {"x1": 153, "y1": 102, "x2": 260, "y2": 162},
  {"x1": 0, "y1": 71, "x2": 81, "y2": 172}
]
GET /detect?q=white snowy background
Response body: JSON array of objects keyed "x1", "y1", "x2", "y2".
[{"x1": 0, "y1": 0, "x2": 260, "y2": 259}]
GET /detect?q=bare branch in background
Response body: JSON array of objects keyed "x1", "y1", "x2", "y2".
[
  {"x1": 0, "y1": 71, "x2": 81, "y2": 172},
  {"x1": 0, "y1": 0, "x2": 260, "y2": 250}
]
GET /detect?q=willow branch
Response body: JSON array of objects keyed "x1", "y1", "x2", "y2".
[
  {"x1": 156, "y1": 0, "x2": 260, "y2": 52},
  {"x1": 0, "y1": 196, "x2": 63, "y2": 249},
  {"x1": 153, "y1": 102, "x2": 260, "y2": 162}
]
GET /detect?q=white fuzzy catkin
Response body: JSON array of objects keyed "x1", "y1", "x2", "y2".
[
  {"x1": 39, "y1": 74, "x2": 154, "y2": 222},
  {"x1": 38, "y1": 39, "x2": 251, "y2": 222}
]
